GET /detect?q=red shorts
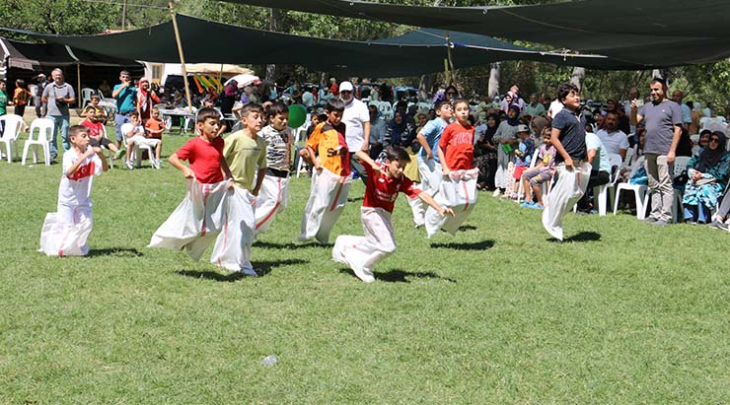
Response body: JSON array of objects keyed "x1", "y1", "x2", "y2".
[{"x1": 513, "y1": 166, "x2": 527, "y2": 180}]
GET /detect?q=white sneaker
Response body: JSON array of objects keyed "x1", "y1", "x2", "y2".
[
  {"x1": 125, "y1": 160, "x2": 134, "y2": 170},
  {"x1": 492, "y1": 189, "x2": 501, "y2": 197}
]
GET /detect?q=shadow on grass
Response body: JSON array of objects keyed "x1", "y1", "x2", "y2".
[
  {"x1": 176, "y1": 259, "x2": 308, "y2": 282},
  {"x1": 347, "y1": 196, "x2": 364, "y2": 202},
  {"x1": 430, "y1": 240, "x2": 495, "y2": 251},
  {"x1": 548, "y1": 231, "x2": 602, "y2": 243},
  {"x1": 338, "y1": 268, "x2": 457, "y2": 283},
  {"x1": 458, "y1": 225, "x2": 478, "y2": 231},
  {"x1": 87, "y1": 248, "x2": 143, "y2": 257},
  {"x1": 254, "y1": 241, "x2": 334, "y2": 250}
]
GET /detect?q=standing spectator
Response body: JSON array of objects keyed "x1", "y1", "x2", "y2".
[
  {"x1": 98, "y1": 80, "x2": 112, "y2": 97},
  {"x1": 329, "y1": 78, "x2": 338, "y2": 96},
  {"x1": 34, "y1": 74, "x2": 48, "y2": 118},
  {"x1": 221, "y1": 79, "x2": 237, "y2": 115},
  {"x1": 112, "y1": 70, "x2": 137, "y2": 149},
  {"x1": 12, "y1": 79, "x2": 31, "y2": 118},
  {"x1": 0, "y1": 81, "x2": 7, "y2": 137},
  {"x1": 41, "y1": 68, "x2": 76, "y2": 159},
  {"x1": 368, "y1": 105, "x2": 386, "y2": 159},
  {"x1": 632, "y1": 78, "x2": 683, "y2": 226},
  {"x1": 136, "y1": 78, "x2": 160, "y2": 123},
  {"x1": 474, "y1": 113, "x2": 499, "y2": 191},
  {"x1": 596, "y1": 111, "x2": 630, "y2": 158},
  {"x1": 340, "y1": 81, "x2": 371, "y2": 184},
  {"x1": 524, "y1": 93, "x2": 546, "y2": 117},
  {"x1": 492, "y1": 105, "x2": 521, "y2": 196},
  {"x1": 671, "y1": 90, "x2": 693, "y2": 130}
]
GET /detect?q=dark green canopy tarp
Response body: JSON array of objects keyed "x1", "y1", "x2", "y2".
[
  {"x1": 0, "y1": 37, "x2": 140, "y2": 69},
  {"x1": 223, "y1": 0, "x2": 730, "y2": 66},
  {"x1": 0, "y1": 15, "x2": 644, "y2": 78}
]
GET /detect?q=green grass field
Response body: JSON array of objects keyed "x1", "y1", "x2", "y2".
[{"x1": 1, "y1": 132, "x2": 728, "y2": 404}]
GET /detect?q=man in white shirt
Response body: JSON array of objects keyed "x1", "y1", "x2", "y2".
[
  {"x1": 340, "y1": 81, "x2": 371, "y2": 183},
  {"x1": 595, "y1": 111, "x2": 630, "y2": 159}
]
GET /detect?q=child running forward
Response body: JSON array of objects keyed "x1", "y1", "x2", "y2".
[
  {"x1": 334, "y1": 147, "x2": 454, "y2": 283},
  {"x1": 39, "y1": 125, "x2": 109, "y2": 256},
  {"x1": 255, "y1": 101, "x2": 292, "y2": 235},
  {"x1": 299, "y1": 98, "x2": 352, "y2": 244},
  {"x1": 211, "y1": 103, "x2": 267, "y2": 277},
  {"x1": 149, "y1": 108, "x2": 234, "y2": 262},
  {"x1": 542, "y1": 83, "x2": 590, "y2": 241}
]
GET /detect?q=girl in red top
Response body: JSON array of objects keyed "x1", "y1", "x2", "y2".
[
  {"x1": 333, "y1": 147, "x2": 454, "y2": 283},
  {"x1": 438, "y1": 99, "x2": 475, "y2": 175}
]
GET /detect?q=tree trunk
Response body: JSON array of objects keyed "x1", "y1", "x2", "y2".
[
  {"x1": 570, "y1": 66, "x2": 585, "y2": 93},
  {"x1": 488, "y1": 63, "x2": 500, "y2": 99},
  {"x1": 265, "y1": 8, "x2": 282, "y2": 82}
]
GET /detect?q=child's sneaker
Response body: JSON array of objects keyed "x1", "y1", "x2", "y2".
[
  {"x1": 520, "y1": 201, "x2": 534, "y2": 208},
  {"x1": 529, "y1": 203, "x2": 544, "y2": 210},
  {"x1": 492, "y1": 189, "x2": 501, "y2": 197},
  {"x1": 153, "y1": 159, "x2": 161, "y2": 170},
  {"x1": 241, "y1": 267, "x2": 258, "y2": 277},
  {"x1": 125, "y1": 160, "x2": 134, "y2": 170},
  {"x1": 115, "y1": 148, "x2": 126, "y2": 159}
]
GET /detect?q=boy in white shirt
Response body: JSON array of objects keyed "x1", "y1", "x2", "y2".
[
  {"x1": 124, "y1": 111, "x2": 161, "y2": 169},
  {"x1": 40, "y1": 125, "x2": 109, "y2": 256}
]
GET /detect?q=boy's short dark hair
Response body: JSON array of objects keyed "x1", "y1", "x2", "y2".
[
  {"x1": 453, "y1": 98, "x2": 470, "y2": 109},
  {"x1": 68, "y1": 125, "x2": 88, "y2": 139},
  {"x1": 267, "y1": 101, "x2": 288, "y2": 118},
  {"x1": 385, "y1": 146, "x2": 411, "y2": 163},
  {"x1": 557, "y1": 83, "x2": 580, "y2": 103},
  {"x1": 326, "y1": 98, "x2": 345, "y2": 113},
  {"x1": 196, "y1": 107, "x2": 221, "y2": 123},
  {"x1": 240, "y1": 103, "x2": 264, "y2": 119},
  {"x1": 651, "y1": 77, "x2": 667, "y2": 91},
  {"x1": 434, "y1": 99, "x2": 452, "y2": 111},
  {"x1": 317, "y1": 113, "x2": 328, "y2": 122},
  {"x1": 129, "y1": 111, "x2": 140, "y2": 119}
]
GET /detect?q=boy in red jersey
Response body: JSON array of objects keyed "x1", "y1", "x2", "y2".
[{"x1": 333, "y1": 146, "x2": 454, "y2": 283}]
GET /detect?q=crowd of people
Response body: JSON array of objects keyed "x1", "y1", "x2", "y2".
[{"x1": 3, "y1": 67, "x2": 730, "y2": 282}]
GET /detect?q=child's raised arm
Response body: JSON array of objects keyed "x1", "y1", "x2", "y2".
[
  {"x1": 355, "y1": 150, "x2": 379, "y2": 174},
  {"x1": 169, "y1": 153, "x2": 194, "y2": 179}
]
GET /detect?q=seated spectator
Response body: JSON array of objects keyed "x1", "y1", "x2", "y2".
[
  {"x1": 524, "y1": 93, "x2": 546, "y2": 117},
  {"x1": 577, "y1": 131, "x2": 612, "y2": 213},
  {"x1": 692, "y1": 129, "x2": 711, "y2": 155},
  {"x1": 124, "y1": 111, "x2": 161, "y2": 170},
  {"x1": 383, "y1": 111, "x2": 416, "y2": 149},
  {"x1": 596, "y1": 111, "x2": 629, "y2": 158},
  {"x1": 682, "y1": 131, "x2": 730, "y2": 224},
  {"x1": 368, "y1": 105, "x2": 386, "y2": 159},
  {"x1": 510, "y1": 124, "x2": 535, "y2": 200},
  {"x1": 520, "y1": 127, "x2": 556, "y2": 209},
  {"x1": 307, "y1": 113, "x2": 327, "y2": 140},
  {"x1": 144, "y1": 107, "x2": 166, "y2": 168},
  {"x1": 80, "y1": 106, "x2": 120, "y2": 157},
  {"x1": 676, "y1": 127, "x2": 695, "y2": 157}
]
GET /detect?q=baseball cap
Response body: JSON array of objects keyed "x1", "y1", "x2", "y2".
[
  {"x1": 339, "y1": 81, "x2": 354, "y2": 93},
  {"x1": 516, "y1": 124, "x2": 530, "y2": 133}
]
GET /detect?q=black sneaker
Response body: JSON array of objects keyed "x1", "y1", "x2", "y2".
[{"x1": 709, "y1": 220, "x2": 729, "y2": 231}]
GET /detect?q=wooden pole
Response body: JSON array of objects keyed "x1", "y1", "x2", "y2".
[
  {"x1": 76, "y1": 62, "x2": 81, "y2": 107},
  {"x1": 218, "y1": 64, "x2": 224, "y2": 92},
  {"x1": 169, "y1": 2, "x2": 193, "y2": 114}
]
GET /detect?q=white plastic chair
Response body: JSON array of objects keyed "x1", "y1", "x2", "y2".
[
  {"x1": 669, "y1": 156, "x2": 691, "y2": 222},
  {"x1": 613, "y1": 156, "x2": 647, "y2": 219},
  {"x1": 81, "y1": 88, "x2": 95, "y2": 108},
  {"x1": 0, "y1": 115, "x2": 24, "y2": 163},
  {"x1": 593, "y1": 154, "x2": 623, "y2": 216},
  {"x1": 623, "y1": 147, "x2": 635, "y2": 169},
  {"x1": 21, "y1": 118, "x2": 54, "y2": 166},
  {"x1": 121, "y1": 122, "x2": 155, "y2": 168}
]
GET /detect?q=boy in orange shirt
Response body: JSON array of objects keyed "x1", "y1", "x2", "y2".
[
  {"x1": 299, "y1": 98, "x2": 352, "y2": 244},
  {"x1": 144, "y1": 107, "x2": 166, "y2": 168}
]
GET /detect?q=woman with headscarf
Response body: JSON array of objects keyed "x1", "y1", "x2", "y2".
[
  {"x1": 682, "y1": 130, "x2": 730, "y2": 224},
  {"x1": 383, "y1": 111, "x2": 415, "y2": 149},
  {"x1": 136, "y1": 77, "x2": 160, "y2": 122},
  {"x1": 475, "y1": 113, "x2": 499, "y2": 190},
  {"x1": 492, "y1": 105, "x2": 521, "y2": 196}
]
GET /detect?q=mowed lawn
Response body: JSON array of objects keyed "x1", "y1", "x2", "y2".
[{"x1": 1, "y1": 132, "x2": 728, "y2": 404}]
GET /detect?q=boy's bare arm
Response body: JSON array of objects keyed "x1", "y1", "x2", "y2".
[
  {"x1": 303, "y1": 146, "x2": 320, "y2": 169},
  {"x1": 252, "y1": 167, "x2": 266, "y2": 196},
  {"x1": 355, "y1": 150, "x2": 379, "y2": 173},
  {"x1": 437, "y1": 146, "x2": 449, "y2": 174},
  {"x1": 169, "y1": 153, "x2": 194, "y2": 178},
  {"x1": 220, "y1": 157, "x2": 233, "y2": 180},
  {"x1": 417, "y1": 191, "x2": 455, "y2": 217},
  {"x1": 416, "y1": 133, "x2": 433, "y2": 159}
]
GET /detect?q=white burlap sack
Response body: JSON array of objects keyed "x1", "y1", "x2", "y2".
[
  {"x1": 38, "y1": 206, "x2": 93, "y2": 257},
  {"x1": 149, "y1": 179, "x2": 230, "y2": 261},
  {"x1": 542, "y1": 162, "x2": 591, "y2": 241},
  {"x1": 414, "y1": 156, "x2": 443, "y2": 225},
  {"x1": 425, "y1": 168, "x2": 479, "y2": 237},
  {"x1": 332, "y1": 207, "x2": 396, "y2": 282},
  {"x1": 407, "y1": 190, "x2": 426, "y2": 227},
  {"x1": 254, "y1": 174, "x2": 290, "y2": 235},
  {"x1": 300, "y1": 168, "x2": 352, "y2": 244},
  {"x1": 211, "y1": 186, "x2": 255, "y2": 272}
]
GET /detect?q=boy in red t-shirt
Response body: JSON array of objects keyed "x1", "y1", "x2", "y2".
[
  {"x1": 144, "y1": 107, "x2": 166, "y2": 167},
  {"x1": 333, "y1": 147, "x2": 454, "y2": 283},
  {"x1": 149, "y1": 108, "x2": 234, "y2": 262},
  {"x1": 80, "y1": 106, "x2": 121, "y2": 156},
  {"x1": 437, "y1": 99, "x2": 475, "y2": 175}
]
